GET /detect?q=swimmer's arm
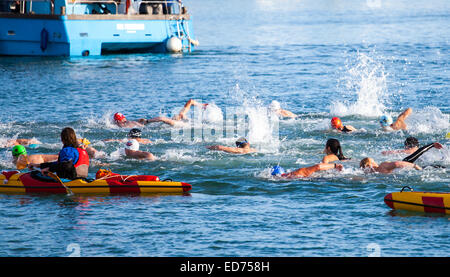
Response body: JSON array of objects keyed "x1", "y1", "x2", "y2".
[
  {"x1": 103, "y1": 139, "x2": 123, "y2": 142},
  {"x1": 382, "y1": 149, "x2": 408, "y2": 155},
  {"x1": 402, "y1": 143, "x2": 442, "y2": 163},
  {"x1": 143, "y1": 117, "x2": 177, "y2": 126},
  {"x1": 391, "y1": 108, "x2": 412, "y2": 130},
  {"x1": 279, "y1": 109, "x2": 297, "y2": 118},
  {"x1": 380, "y1": 161, "x2": 421, "y2": 173},
  {"x1": 286, "y1": 163, "x2": 342, "y2": 178},
  {"x1": 207, "y1": 145, "x2": 251, "y2": 154},
  {"x1": 42, "y1": 155, "x2": 59, "y2": 163},
  {"x1": 396, "y1": 108, "x2": 413, "y2": 122}
]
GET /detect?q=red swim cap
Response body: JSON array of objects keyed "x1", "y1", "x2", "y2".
[
  {"x1": 114, "y1": 113, "x2": 126, "y2": 123},
  {"x1": 331, "y1": 117, "x2": 343, "y2": 129}
]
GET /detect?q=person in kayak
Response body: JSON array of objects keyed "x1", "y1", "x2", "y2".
[
  {"x1": 379, "y1": 107, "x2": 412, "y2": 131},
  {"x1": 322, "y1": 138, "x2": 350, "y2": 163},
  {"x1": 330, "y1": 117, "x2": 356, "y2": 133},
  {"x1": 207, "y1": 137, "x2": 257, "y2": 154},
  {"x1": 28, "y1": 127, "x2": 90, "y2": 180},
  {"x1": 11, "y1": 145, "x2": 58, "y2": 170},
  {"x1": 381, "y1": 136, "x2": 420, "y2": 155},
  {"x1": 360, "y1": 142, "x2": 443, "y2": 173},
  {"x1": 271, "y1": 163, "x2": 343, "y2": 178},
  {"x1": 268, "y1": 100, "x2": 297, "y2": 118},
  {"x1": 124, "y1": 139, "x2": 155, "y2": 160},
  {"x1": 141, "y1": 99, "x2": 208, "y2": 126}
]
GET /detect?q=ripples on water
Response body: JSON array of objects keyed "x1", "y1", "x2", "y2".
[{"x1": 0, "y1": 0, "x2": 449, "y2": 256}]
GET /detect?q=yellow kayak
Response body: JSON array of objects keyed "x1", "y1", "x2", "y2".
[
  {"x1": 0, "y1": 170, "x2": 192, "y2": 195},
  {"x1": 384, "y1": 187, "x2": 450, "y2": 214}
]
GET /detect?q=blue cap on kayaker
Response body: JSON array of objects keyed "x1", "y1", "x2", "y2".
[{"x1": 271, "y1": 165, "x2": 285, "y2": 176}]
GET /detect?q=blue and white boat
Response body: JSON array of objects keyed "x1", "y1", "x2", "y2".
[{"x1": 0, "y1": 0, "x2": 198, "y2": 56}]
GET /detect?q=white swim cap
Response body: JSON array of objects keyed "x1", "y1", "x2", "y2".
[
  {"x1": 125, "y1": 139, "x2": 139, "y2": 151},
  {"x1": 269, "y1": 100, "x2": 281, "y2": 111}
]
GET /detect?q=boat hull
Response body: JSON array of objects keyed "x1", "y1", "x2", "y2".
[
  {"x1": 0, "y1": 171, "x2": 192, "y2": 194},
  {"x1": 0, "y1": 14, "x2": 195, "y2": 56},
  {"x1": 384, "y1": 191, "x2": 450, "y2": 214}
]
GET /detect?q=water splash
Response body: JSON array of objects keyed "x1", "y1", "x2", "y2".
[
  {"x1": 330, "y1": 52, "x2": 389, "y2": 117},
  {"x1": 405, "y1": 106, "x2": 450, "y2": 135}
]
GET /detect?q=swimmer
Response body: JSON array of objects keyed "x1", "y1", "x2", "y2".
[
  {"x1": 268, "y1": 101, "x2": 297, "y2": 118},
  {"x1": 124, "y1": 139, "x2": 155, "y2": 160},
  {"x1": 401, "y1": 142, "x2": 443, "y2": 164},
  {"x1": 322, "y1": 138, "x2": 350, "y2": 163},
  {"x1": 361, "y1": 142, "x2": 443, "y2": 174},
  {"x1": 381, "y1": 137, "x2": 419, "y2": 155},
  {"x1": 104, "y1": 128, "x2": 152, "y2": 144},
  {"x1": 141, "y1": 99, "x2": 208, "y2": 126},
  {"x1": 271, "y1": 163, "x2": 343, "y2": 179},
  {"x1": 207, "y1": 137, "x2": 257, "y2": 154},
  {"x1": 11, "y1": 145, "x2": 58, "y2": 170},
  {"x1": 1, "y1": 138, "x2": 41, "y2": 148},
  {"x1": 330, "y1": 117, "x2": 356, "y2": 133},
  {"x1": 379, "y1": 107, "x2": 412, "y2": 131},
  {"x1": 359, "y1": 157, "x2": 422, "y2": 174},
  {"x1": 113, "y1": 112, "x2": 145, "y2": 128}
]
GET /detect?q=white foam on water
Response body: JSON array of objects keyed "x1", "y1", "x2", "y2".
[
  {"x1": 330, "y1": 52, "x2": 389, "y2": 117},
  {"x1": 202, "y1": 103, "x2": 223, "y2": 124},
  {"x1": 405, "y1": 106, "x2": 450, "y2": 135},
  {"x1": 160, "y1": 148, "x2": 206, "y2": 163}
]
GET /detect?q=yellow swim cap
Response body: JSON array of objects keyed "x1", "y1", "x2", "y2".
[{"x1": 80, "y1": 138, "x2": 91, "y2": 146}]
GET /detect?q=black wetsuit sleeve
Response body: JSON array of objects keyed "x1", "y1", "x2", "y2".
[{"x1": 402, "y1": 143, "x2": 434, "y2": 163}]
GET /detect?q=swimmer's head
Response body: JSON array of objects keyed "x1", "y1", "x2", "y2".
[
  {"x1": 114, "y1": 112, "x2": 126, "y2": 123},
  {"x1": 11, "y1": 145, "x2": 27, "y2": 157},
  {"x1": 404, "y1": 137, "x2": 419, "y2": 149},
  {"x1": 359, "y1": 157, "x2": 377, "y2": 172},
  {"x1": 271, "y1": 165, "x2": 286, "y2": 176},
  {"x1": 379, "y1": 115, "x2": 393, "y2": 127},
  {"x1": 331, "y1": 117, "x2": 343, "y2": 130},
  {"x1": 235, "y1": 137, "x2": 249, "y2": 148},
  {"x1": 324, "y1": 138, "x2": 347, "y2": 160},
  {"x1": 269, "y1": 100, "x2": 281, "y2": 111},
  {"x1": 125, "y1": 139, "x2": 139, "y2": 151},
  {"x1": 128, "y1": 128, "x2": 142, "y2": 139}
]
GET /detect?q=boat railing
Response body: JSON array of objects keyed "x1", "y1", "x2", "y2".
[
  {"x1": 137, "y1": 0, "x2": 184, "y2": 15},
  {"x1": 0, "y1": 0, "x2": 55, "y2": 14},
  {"x1": 70, "y1": 0, "x2": 118, "y2": 15}
]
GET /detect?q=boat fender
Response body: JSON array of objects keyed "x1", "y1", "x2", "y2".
[
  {"x1": 166, "y1": 37, "x2": 182, "y2": 53},
  {"x1": 40, "y1": 28, "x2": 49, "y2": 52}
]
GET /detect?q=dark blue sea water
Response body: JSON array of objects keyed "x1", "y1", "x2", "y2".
[{"x1": 0, "y1": 0, "x2": 449, "y2": 257}]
